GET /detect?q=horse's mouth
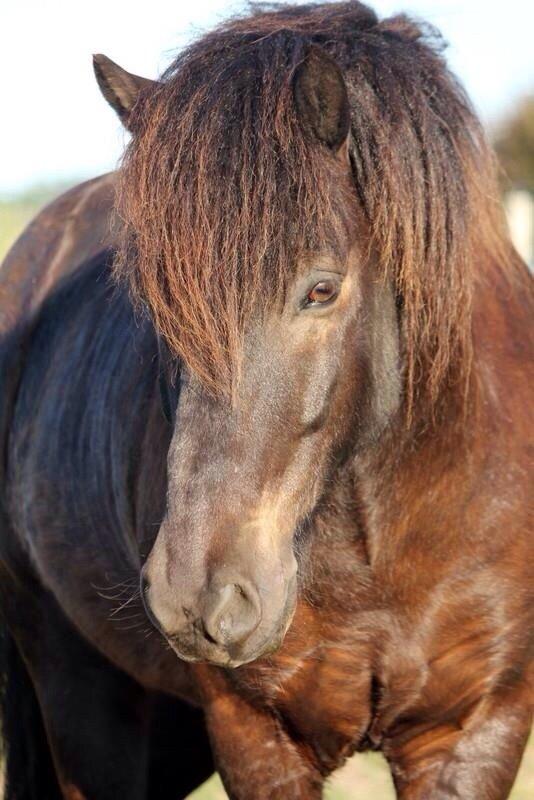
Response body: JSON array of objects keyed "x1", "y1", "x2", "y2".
[{"x1": 165, "y1": 577, "x2": 298, "y2": 668}]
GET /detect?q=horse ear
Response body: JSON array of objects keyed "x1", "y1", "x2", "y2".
[
  {"x1": 293, "y1": 46, "x2": 350, "y2": 162},
  {"x1": 93, "y1": 54, "x2": 159, "y2": 132}
]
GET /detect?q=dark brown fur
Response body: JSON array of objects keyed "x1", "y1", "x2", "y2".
[{"x1": 0, "y1": 3, "x2": 532, "y2": 800}]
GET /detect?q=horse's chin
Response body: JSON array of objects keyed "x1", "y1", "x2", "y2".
[{"x1": 165, "y1": 634, "x2": 274, "y2": 668}]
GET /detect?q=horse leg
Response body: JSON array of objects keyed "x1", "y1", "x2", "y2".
[
  {"x1": 0, "y1": 624, "x2": 63, "y2": 799},
  {"x1": 146, "y1": 692, "x2": 214, "y2": 799},
  {"x1": 194, "y1": 666, "x2": 324, "y2": 800},
  {"x1": 5, "y1": 584, "x2": 152, "y2": 800},
  {"x1": 385, "y1": 683, "x2": 533, "y2": 799}
]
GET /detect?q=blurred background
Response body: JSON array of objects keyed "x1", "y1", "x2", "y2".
[{"x1": 0, "y1": 1, "x2": 532, "y2": 798}]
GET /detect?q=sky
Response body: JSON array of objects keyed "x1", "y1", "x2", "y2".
[{"x1": 1, "y1": 0, "x2": 533, "y2": 195}]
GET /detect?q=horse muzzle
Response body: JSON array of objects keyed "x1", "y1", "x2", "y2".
[{"x1": 141, "y1": 562, "x2": 298, "y2": 667}]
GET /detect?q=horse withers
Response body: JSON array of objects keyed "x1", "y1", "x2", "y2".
[{"x1": 1, "y1": 3, "x2": 532, "y2": 799}]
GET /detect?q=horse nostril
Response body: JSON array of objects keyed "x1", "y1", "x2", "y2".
[{"x1": 201, "y1": 582, "x2": 261, "y2": 648}]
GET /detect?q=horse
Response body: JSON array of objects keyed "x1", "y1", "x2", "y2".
[{"x1": 1, "y1": 3, "x2": 532, "y2": 798}]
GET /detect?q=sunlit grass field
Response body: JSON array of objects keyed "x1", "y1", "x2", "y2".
[{"x1": 1, "y1": 191, "x2": 532, "y2": 799}]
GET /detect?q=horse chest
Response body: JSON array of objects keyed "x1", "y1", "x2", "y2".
[
  {"x1": 238, "y1": 588, "x2": 508, "y2": 772},
  {"x1": 278, "y1": 646, "x2": 376, "y2": 765},
  {"x1": 262, "y1": 633, "x2": 423, "y2": 765}
]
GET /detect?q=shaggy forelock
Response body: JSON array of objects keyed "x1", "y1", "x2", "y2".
[{"x1": 115, "y1": 1, "x2": 509, "y2": 418}]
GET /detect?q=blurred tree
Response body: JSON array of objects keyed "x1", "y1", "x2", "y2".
[{"x1": 494, "y1": 95, "x2": 534, "y2": 191}]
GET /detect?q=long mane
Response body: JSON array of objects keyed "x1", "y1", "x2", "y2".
[{"x1": 115, "y1": 1, "x2": 512, "y2": 418}]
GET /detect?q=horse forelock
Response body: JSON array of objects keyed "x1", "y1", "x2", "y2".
[{"x1": 114, "y1": 1, "x2": 512, "y2": 419}]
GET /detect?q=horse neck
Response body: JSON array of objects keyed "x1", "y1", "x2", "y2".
[{"x1": 345, "y1": 249, "x2": 533, "y2": 583}]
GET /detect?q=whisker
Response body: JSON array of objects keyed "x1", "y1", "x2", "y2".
[
  {"x1": 114, "y1": 620, "x2": 146, "y2": 632},
  {"x1": 109, "y1": 588, "x2": 141, "y2": 618},
  {"x1": 111, "y1": 612, "x2": 145, "y2": 623}
]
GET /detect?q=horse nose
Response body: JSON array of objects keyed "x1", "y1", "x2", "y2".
[{"x1": 201, "y1": 581, "x2": 261, "y2": 648}]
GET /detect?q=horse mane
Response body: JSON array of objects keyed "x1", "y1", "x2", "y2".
[{"x1": 115, "y1": 1, "x2": 512, "y2": 420}]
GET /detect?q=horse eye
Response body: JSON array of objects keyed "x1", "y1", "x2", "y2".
[{"x1": 305, "y1": 280, "x2": 338, "y2": 306}]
